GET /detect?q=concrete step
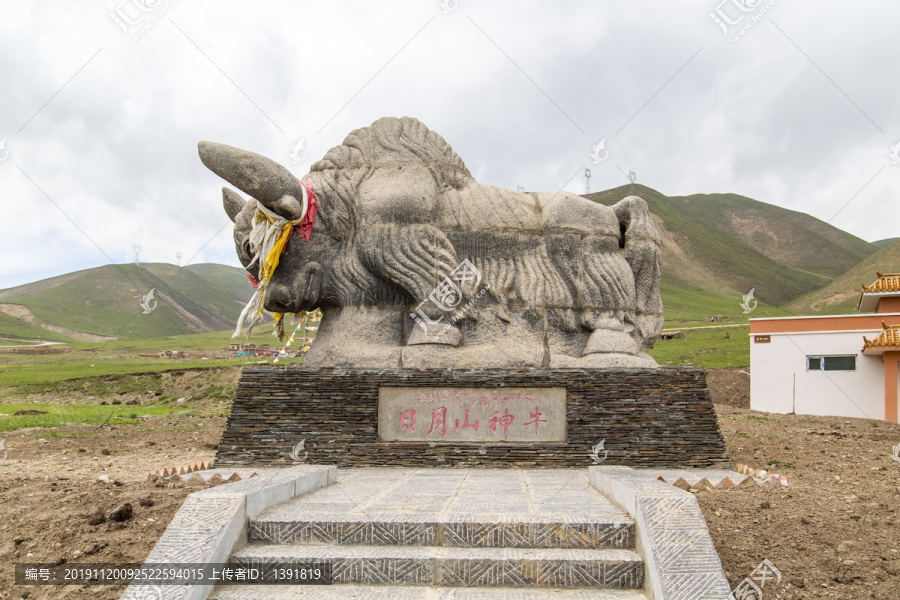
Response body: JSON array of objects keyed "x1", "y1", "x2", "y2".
[
  {"x1": 250, "y1": 516, "x2": 634, "y2": 549},
  {"x1": 230, "y1": 544, "x2": 644, "y2": 589},
  {"x1": 249, "y1": 468, "x2": 635, "y2": 549},
  {"x1": 210, "y1": 584, "x2": 650, "y2": 599}
]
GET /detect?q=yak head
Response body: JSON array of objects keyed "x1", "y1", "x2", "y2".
[{"x1": 198, "y1": 141, "x2": 338, "y2": 313}]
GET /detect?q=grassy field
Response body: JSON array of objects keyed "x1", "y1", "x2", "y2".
[
  {"x1": 660, "y1": 278, "x2": 793, "y2": 326},
  {"x1": 0, "y1": 364, "x2": 238, "y2": 433},
  {"x1": 649, "y1": 325, "x2": 751, "y2": 368},
  {"x1": 0, "y1": 401, "x2": 193, "y2": 431},
  {"x1": 0, "y1": 338, "x2": 41, "y2": 347},
  {"x1": 0, "y1": 323, "x2": 307, "y2": 387},
  {"x1": 1, "y1": 322, "x2": 751, "y2": 391},
  {"x1": 3, "y1": 368, "x2": 233, "y2": 400},
  {"x1": 0, "y1": 357, "x2": 245, "y2": 387}
]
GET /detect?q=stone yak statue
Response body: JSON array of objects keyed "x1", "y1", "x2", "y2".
[{"x1": 199, "y1": 116, "x2": 663, "y2": 368}]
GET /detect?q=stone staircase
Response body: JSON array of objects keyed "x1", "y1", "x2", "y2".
[{"x1": 209, "y1": 469, "x2": 650, "y2": 599}]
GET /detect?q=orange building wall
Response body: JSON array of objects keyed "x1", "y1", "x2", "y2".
[
  {"x1": 878, "y1": 297, "x2": 900, "y2": 313},
  {"x1": 885, "y1": 352, "x2": 900, "y2": 424},
  {"x1": 750, "y1": 314, "x2": 898, "y2": 335}
]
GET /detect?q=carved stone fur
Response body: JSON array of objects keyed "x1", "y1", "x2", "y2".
[{"x1": 199, "y1": 116, "x2": 664, "y2": 368}]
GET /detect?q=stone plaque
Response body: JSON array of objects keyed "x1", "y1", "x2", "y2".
[{"x1": 378, "y1": 387, "x2": 566, "y2": 443}]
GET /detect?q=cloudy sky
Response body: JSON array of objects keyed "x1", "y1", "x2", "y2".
[{"x1": 1, "y1": 0, "x2": 898, "y2": 289}]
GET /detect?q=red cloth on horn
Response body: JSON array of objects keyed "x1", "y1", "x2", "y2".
[{"x1": 293, "y1": 179, "x2": 318, "y2": 242}]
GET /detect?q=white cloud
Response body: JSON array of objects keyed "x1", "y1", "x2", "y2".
[{"x1": 1, "y1": 0, "x2": 898, "y2": 289}]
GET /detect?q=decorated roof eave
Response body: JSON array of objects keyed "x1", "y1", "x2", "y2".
[
  {"x1": 858, "y1": 272, "x2": 900, "y2": 311},
  {"x1": 862, "y1": 321, "x2": 900, "y2": 354}
]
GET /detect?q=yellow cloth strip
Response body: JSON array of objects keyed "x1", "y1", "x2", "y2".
[{"x1": 255, "y1": 220, "x2": 294, "y2": 318}]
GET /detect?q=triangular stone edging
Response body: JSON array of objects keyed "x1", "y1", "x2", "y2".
[
  {"x1": 119, "y1": 465, "x2": 337, "y2": 600},
  {"x1": 589, "y1": 466, "x2": 733, "y2": 600},
  {"x1": 642, "y1": 467, "x2": 792, "y2": 491},
  {"x1": 144, "y1": 461, "x2": 212, "y2": 481}
]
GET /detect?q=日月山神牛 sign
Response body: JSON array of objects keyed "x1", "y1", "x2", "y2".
[{"x1": 378, "y1": 387, "x2": 566, "y2": 443}]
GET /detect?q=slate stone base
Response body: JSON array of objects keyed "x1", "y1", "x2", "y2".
[{"x1": 215, "y1": 367, "x2": 729, "y2": 468}]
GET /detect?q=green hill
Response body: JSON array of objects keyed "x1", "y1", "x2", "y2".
[
  {"x1": 873, "y1": 238, "x2": 898, "y2": 249},
  {"x1": 0, "y1": 184, "x2": 884, "y2": 341},
  {"x1": 586, "y1": 185, "x2": 877, "y2": 308},
  {"x1": 786, "y1": 239, "x2": 900, "y2": 315},
  {"x1": 0, "y1": 311, "x2": 72, "y2": 343},
  {"x1": 658, "y1": 279, "x2": 792, "y2": 326},
  {"x1": 0, "y1": 263, "x2": 251, "y2": 341},
  {"x1": 185, "y1": 263, "x2": 255, "y2": 302}
]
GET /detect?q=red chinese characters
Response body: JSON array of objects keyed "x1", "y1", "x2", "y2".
[
  {"x1": 391, "y1": 389, "x2": 558, "y2": 442},
  {"x1": 399, "y1": 409, "x2": 416, "y2": 433},
  {"x1": 523, "y1": 406, "x2": 547, "y2": 435},
  {"x1": 488, "y1": 408, "x2": 515, "y2": 440},
  {"x1": 455, "y1": 409, "x2": 479, "y2": 431},
  {"x1": 427, "y1": 407, "x2": 448, "y2": 437}
]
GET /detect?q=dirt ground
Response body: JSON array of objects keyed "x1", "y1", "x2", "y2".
[
  {"x1": 0, "y1": 415, "x2": 225, "y2": 599},
  {"x1": 1, "y1": 366, "x2": 899, "y2": 599},
  {"x1": 701, "y1": 402, "x2": 900, "y2": 599},
  {"x1": 704, "y1": 366, "x2": 751, "y2": 409}
]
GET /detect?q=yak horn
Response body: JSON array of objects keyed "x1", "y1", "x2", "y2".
[
  {"x1": 198, "y1": 141, "x2": 305, "y2": 211},
  {"x1": 222, "y1": 187, "x2": 247, "y2": 222}
]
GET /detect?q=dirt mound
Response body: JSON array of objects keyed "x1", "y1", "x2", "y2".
[{"x1": 705, "y1": 367, "x2": 751, "y2": 408}]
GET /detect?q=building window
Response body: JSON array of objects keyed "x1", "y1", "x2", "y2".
[{"x1": 807, "y1": 355, "x2": 856, "y2": 372}]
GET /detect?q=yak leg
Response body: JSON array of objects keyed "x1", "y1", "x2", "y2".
[
  {"x1": 577, "y1": 196, "x2": 663, "y2": 365},
  {"x1": 356, "y1": 224, "x2": 467, "y2": 346},
  {"x1": 611, "y1": 195, "x2": 664, "y2": 353},
  {"x1": 540, "y1": 192, "x2": 639, "y2": 360},
  {"x1": 563, "y1": 233, "x2": 643, "y2": 367}
]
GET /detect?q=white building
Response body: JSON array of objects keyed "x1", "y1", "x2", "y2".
[{"x1": 750, "y1": 272, "x2": 900, "y2": 422}]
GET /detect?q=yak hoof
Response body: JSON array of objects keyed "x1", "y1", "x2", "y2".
[{"x1": 582, "y1": 329, "x2": 638, "y2": 356}]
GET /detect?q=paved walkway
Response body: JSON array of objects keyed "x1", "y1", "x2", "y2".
[{"x1": 258, "y1": 468, "x2": 628, "y2": 524}]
